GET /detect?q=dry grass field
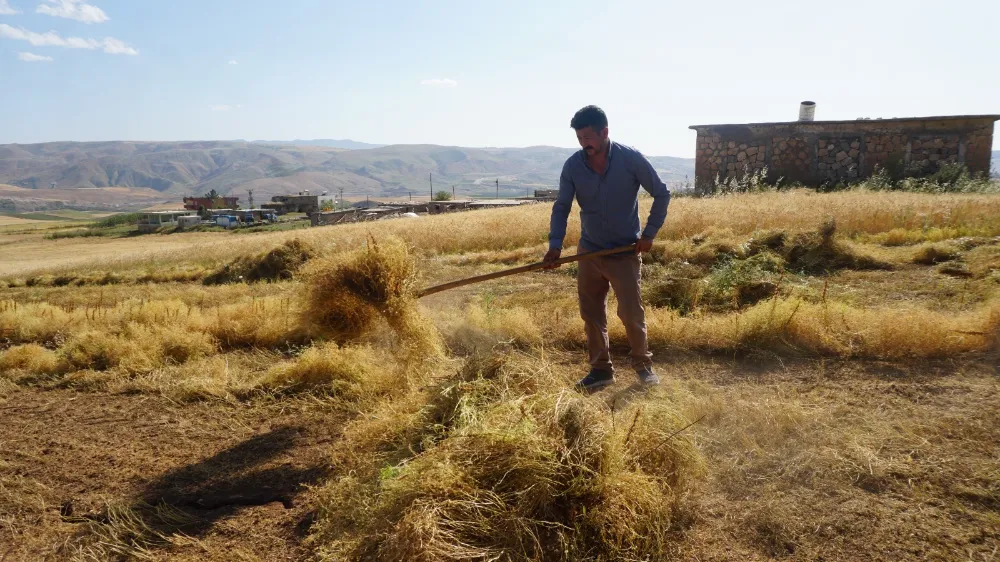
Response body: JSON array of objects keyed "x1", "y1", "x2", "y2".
[{"x1": 2, "y1": 189, "x2": 999, "y2": 561}]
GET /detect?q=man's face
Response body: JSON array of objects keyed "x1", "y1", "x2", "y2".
[{"x1": 576, "y1": 126, "x2": 608, "y2": 155}]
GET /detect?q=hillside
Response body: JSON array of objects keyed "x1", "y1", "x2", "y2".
[
  {"x1": 251, "y1": 139, "x2": 386, "y2": 150},
  {"x1": 0, "y1": 141, "x2": 695, "y2": 206}
]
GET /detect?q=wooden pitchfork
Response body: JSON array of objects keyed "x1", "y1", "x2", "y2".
[{"x1": 416, "y1": 243, "x2": 637, "y2": 298}]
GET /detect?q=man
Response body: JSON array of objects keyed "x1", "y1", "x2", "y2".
[{"x1": 544, "y1": 105, "x2": 671, "y2": 391}]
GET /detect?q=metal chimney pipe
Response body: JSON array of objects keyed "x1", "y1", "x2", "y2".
[{"x1": 798, "y1": 101, "x2": 816, "y2": 122}]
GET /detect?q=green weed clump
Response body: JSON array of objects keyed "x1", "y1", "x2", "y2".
[
  {"x1": 704, "y1": 252, "x2": 784, "y2": 308},
  {"x1": 645, "y1": 250, "x2": 784, "y2": 313}
]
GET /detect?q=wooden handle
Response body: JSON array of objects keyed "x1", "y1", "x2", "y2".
[{"x1": 416, "y1": 244, "x2": 637, "y2": 298}]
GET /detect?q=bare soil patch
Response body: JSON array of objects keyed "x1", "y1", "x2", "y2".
[{"x1": 0, "y1": 388, "x2": 344, "y2": 561}]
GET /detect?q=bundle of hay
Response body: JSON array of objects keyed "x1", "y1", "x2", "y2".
[
  {"x1": 314, "y1": 351, "x2": 705, "y2": 561},
  {"x1": 301, "y1": 236, "x2": 438, "y2": 354},
  {"x1": 784, "y1": 219, "x2": 889, "y2": 273},
  {"x1": 203, "y1": 239, "x2": 316, "y2": 285}
]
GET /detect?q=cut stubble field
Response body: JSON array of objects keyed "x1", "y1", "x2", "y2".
[{"x1": 1, "y1": 189, "x2": 999, "y2": 561}]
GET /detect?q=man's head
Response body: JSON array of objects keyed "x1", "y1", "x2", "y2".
[{"x1": 570, "y1": 105, "x2": 609, "y2": 155}]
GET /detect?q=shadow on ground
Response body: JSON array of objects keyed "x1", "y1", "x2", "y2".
[{"x1": 91, "y1": 425, "x2": 330, "y2": 542}]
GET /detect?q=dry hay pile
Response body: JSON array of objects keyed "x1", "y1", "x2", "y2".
[
  {"x1": 912, "y1": 243, "x2": 961, "y2": 265},
  {"x1": 300, "y1": 236, "x2": 440, "y2": 354},
  {"x1": 781, "y1": 219, "x2": 889, "y2": 273},
  {"x1": 203, "y1": 239, "x2": 316, "y2": 285},
  {"x1": 313, "y1": 351, "x2": 705, "y2": 561}
]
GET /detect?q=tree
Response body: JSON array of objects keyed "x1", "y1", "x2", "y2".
[
  {"x1": 433, "y1": 190, "x2": 452, "y2": 201},
  {"x1": 203, "y1": 189, "x2": 224, "y2": 210},
  {"x1": 320, "y1": 199, "x2": 335, "y2": 211}
]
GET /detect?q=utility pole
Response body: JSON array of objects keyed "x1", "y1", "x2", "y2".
[
  {"x1": 429, "y1": 173, "x2": 433, "y2": 202},
  {"x1": 247, "y1": 189, "x2": 254, "y2": 210},
  {"x1": 337, "y1": 186, "x2": 344, "y2": 210},
  {"x1": 409, "y1": 191, "x2": 412, "y2": 201},
  {"x1": 496, "y1": 179, "x2": 499, "y2": 199},
  {"x1": 452, "y1": 185, "x2": 455, "y2": 200},
  {"x1": 366, "y1": 195, "x2": 369, "y2": 208}
]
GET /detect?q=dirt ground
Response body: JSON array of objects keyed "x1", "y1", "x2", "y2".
[
  {"x1": 3, "y1": 354, "x2": 998, "y2": 561},
  {"x1": 0, "y1": 388, "x2": 344, "y2": 561}
]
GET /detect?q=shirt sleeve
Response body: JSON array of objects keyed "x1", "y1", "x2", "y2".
[
  {"x1": 632, "y1": 151, "x2": 671, "y2": 240},
  {"x1": 548, "y1": 161, "x2": 575, "y2": 250}
]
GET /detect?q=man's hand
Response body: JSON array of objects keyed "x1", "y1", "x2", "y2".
[
  {"x1": 542, "y1": 248, "x2": 562, "y2": 269},
  {"x1": 635, "y1": 237, "x2": 653, "y2": 255}
]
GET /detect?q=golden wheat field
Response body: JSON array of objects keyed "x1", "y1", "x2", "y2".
[{"x1": 2, "y1": 189, "x2": 999, "y2": 561}]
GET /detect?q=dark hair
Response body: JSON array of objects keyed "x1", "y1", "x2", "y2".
[{"x1": 570, "y1": 105, "x2": 608, "y2": 131}]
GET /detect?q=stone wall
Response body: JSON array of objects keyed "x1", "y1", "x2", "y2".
[{"x1": 691, "y1": 116, "x2": 998, "y2": 192}]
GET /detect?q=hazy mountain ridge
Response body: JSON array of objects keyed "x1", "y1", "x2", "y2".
[
  {"x1": 0, "y1": 140, "x2": 695, "y2": 201},
  {"x1": 250, "y1": 139, "x2": 385, "y2": 150}
]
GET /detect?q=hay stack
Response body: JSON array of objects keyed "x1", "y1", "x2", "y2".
[
  {"x1": 301, "y1": 237, "x2": 438, "y2": 353},
  {"x1": 204, "y1": 239, "x2": 316, "y2": 285},
  {"x1": 784, "y1": 219, "x2": 889, "y2": 273},
  {"x1": 316, "y1": 351, "x2": 705, "y2": 561}
]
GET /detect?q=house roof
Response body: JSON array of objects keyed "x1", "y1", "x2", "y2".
[{"x1": 689, "y1": 114, "x2": 1000, "y2": 130}]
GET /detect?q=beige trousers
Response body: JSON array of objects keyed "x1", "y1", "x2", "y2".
[{"x1": 577, "y1": 246, "x2": 652, "y2": 374}]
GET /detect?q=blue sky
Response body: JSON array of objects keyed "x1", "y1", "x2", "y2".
[{"x1": 0, "y1": 0, "x2": 997, "y2": 156}]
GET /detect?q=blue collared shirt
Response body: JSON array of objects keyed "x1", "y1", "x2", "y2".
[{"x1": 549, "y1": 141, "x2": 671, "y2": 252}]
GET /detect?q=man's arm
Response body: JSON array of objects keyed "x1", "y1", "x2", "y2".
[
  {"x1": 633, "y1": 152, "x2": 671, "y2": 242},
  {"x1": 544, "y1": 163, "x2": 575, "y2": 267}
]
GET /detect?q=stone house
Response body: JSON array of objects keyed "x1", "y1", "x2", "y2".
[
  {"x1": 261, "y1": 193, "x2": 320, "y2": 214},
  {"x1": 689, "y1": 113, "x2": 998, "y2": 192}
]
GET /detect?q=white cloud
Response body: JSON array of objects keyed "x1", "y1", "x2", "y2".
[
  {"x1": 18, "y1": 51, "x2": 53, "y2": 62},
  {"x1": 36, "y1": 0, "x2": 108, "y2": 24},
  {"x1": 101, "y1": 36, "x2": 136, "y2": 55},
  {"x1": 0, "y1": 0, "x2": 19, "y2": 15},
  {"x1": 211, "y1": 104, "x2": 243, "y2": 112},
  {"x1": 228, "y1": 59, "x2": 237, "y2": 65},
  {"x1": 420, "y1": 78, "x2": 458, "y2": 88},
  {"x1": 0, "y1": 23, "x2": 137, "y2": 54}
]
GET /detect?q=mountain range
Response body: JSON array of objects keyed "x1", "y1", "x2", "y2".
[
  {"x1": 0, "y1": 141, "x2": 696, "y2": 207},
  {"x1": 249, "y1": 139, "x2": 386, "y2": 150}
]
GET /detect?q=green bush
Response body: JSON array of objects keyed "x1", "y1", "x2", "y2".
[{"x1": 94, "y1": 213, "x2": 141, "y2": 228}]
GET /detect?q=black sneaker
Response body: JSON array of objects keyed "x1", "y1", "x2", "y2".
[
  {"x1": 575, "y1": 369, "x2": 615, "y2": 392},
  {"x1": 636, "y1": 369, "x2": 660, "y2": 386}
]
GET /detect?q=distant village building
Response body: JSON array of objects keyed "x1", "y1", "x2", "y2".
[
  {"x1": 690, "y1": 106, "x2": 998, "y2": 192},
  {"x1": 136, "y1": 211, "x2": 196, "y2": 233},
  {"x1": 183, "y1": 196, "x2": 239, "y2": 211},
  {"x1": 262, "y1": 193, "x2": 319, "y2": 215}
]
